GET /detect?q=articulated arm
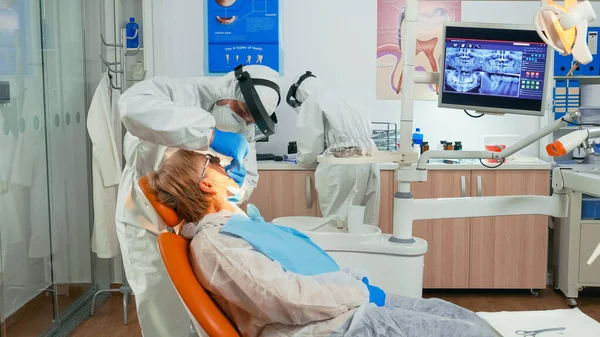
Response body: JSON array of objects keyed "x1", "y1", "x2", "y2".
[{"x1": 416, "y1": 110, "x2": 581, "y2": 170}]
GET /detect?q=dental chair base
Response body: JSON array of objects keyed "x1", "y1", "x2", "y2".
[
  {"x1": 271, "y1": 217, "x2": 428, "y2": 298},
  {"x1": 323, "y1": 235, "x2": 427, "y2": 298}
]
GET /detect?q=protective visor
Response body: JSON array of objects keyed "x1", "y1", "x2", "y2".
[
  {"x1": 234, "y1": 65, "x2": 280, "y2": 138},
  {"x1": 286, "y1": 71, "x2": 316, "y2": 108}
]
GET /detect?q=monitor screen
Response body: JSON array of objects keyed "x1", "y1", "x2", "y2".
[{"x1": 438, "y1": 24, "x2": 549, "y2": 116}]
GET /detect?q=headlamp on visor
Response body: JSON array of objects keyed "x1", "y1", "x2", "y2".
[
  {"x1": 234, "y1": 65, "x2": 280, "y2": 138},
  {"x1": 286, "y1": 71, "x2": 316, "y2": 108}
]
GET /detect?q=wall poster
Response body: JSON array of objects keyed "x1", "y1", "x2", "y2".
[
  {"x1": 205, "y1": 0, "x2": 281, "y2": 74},
  {"x1": 377, "y1": 0, "x2": 461, "y2": 100}
]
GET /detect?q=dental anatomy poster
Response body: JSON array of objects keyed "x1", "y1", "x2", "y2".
[
  {"x1": 205, "y1": 0, "x2": 280, "y2": 74},
  {"x1": 377, "y1": 0, "x2": 461, "y2": 100}
]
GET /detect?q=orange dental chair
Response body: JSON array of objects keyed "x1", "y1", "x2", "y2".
[{"x1": 139, "y1": 176, "x2": 241, "y2": 337}]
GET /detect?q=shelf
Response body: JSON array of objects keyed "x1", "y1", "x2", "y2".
[{"x1": 580, "y1": 220, "x2": 600, "y2": 225}]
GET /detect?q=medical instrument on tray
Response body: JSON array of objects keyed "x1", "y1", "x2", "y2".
[
  {"x1": 331, "y1": 146, "x2": 361, "y2": 158},
  {"x1": 515, "y1": 327, "x2": 566, "y2": 336}
]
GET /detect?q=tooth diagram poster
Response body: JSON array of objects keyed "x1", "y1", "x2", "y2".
[
  {"x1": 205, "y1": 0, "x2": 280, "y2": 74},
  {"x1": 377, "y1": 0, "x2": 461, "y2": 100}
]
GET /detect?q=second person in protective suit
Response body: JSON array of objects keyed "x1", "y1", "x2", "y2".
[
  {"x1": 287, "y1": 71, "x2": 381, "y2": 228},
  {"x1": 115, "y1": 65, "x2": 281, "y2": 337}
]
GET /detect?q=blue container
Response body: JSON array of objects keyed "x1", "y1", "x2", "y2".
[
  {"x1": 554, "y1": 51, "x2": 572, "y2": 76},
  {"x1": 412, "y1": 128, "x2": 423, "y2": 146},
  {"x1": 126, "y1": 17, "x2": 139, "y2": 48},
  {"x1": 582, "y1": 196, "x2": 600, "y2": 220},
  {"x1": 583, "y1": 27, "x2": 600, "y2": 75}
]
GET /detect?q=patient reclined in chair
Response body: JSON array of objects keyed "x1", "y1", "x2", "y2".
[{"x1": 149, "y1": 150, "x2": 495, "y2": 337}]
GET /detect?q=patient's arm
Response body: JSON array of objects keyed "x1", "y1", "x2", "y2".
[{"x1": 190, "y1": 228, "x2": 369, "y2": 327}]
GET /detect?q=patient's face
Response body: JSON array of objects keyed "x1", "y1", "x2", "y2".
[{"x1": 196, "y1": 155, "x2": 239, "y2": 191}]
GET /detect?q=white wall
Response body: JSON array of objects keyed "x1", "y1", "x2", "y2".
[{"x1": 150, "y1": 1, "x2": 600, "y2": 157}]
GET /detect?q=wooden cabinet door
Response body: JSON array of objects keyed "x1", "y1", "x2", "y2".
[
  {"x1": 412, "y1": 171, "x2": 471, "y2": 289},
  {"x1": 246, "y1": 170, "x2": 318, "y2": 221},
  {"x1": 469, "y1": 170, "x2": 550, "y2": 289},
  {"x1": 378, "y1": 171, "x2": 395, "y2": 234}
]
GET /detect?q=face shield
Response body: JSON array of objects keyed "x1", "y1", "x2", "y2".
[
  {"x1": 234, "y1": 65, "x2": 280, "y2": 142},
  {"x1": 286, "y1": 71, "x2": 316, "y2": 108}
]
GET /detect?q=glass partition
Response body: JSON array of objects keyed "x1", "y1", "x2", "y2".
[{"x1": 0, "y1": 0, "x2": 94, "y2": 335}]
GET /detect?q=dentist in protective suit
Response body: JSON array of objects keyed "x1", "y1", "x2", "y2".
[
  {"x1": 116, "y1": 65, "x2": 281, "y2": 337},
  {"x1": 287, "y1": 71, "x2": 380, "y2": 228}
]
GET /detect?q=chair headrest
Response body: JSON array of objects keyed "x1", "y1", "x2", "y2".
[{"x1": 139, "y1": 176, "x2": 182, "y2": 228}]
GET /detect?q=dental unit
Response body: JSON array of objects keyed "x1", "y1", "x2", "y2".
[{"x1": 294, "y1": 0, "x2": 600, "y2": 299}]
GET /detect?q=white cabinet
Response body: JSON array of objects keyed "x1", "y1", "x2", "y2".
[
  {"x1": 255, "y1": 168, "x2": 551, "y2": 290},
  {"x1": 578, "y1": 223, "x2": 600, "y2": 283},
  {"x1": 553, "y1": 191, "x2": 600, "y2": 306}
]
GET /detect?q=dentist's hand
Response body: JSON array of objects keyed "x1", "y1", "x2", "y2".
[
  {"x1": 210, "y1": 128, "x2": 249, "y2": 162},
  {"x1": 225, "y1": 158, "x2": 246, "y2": 187}
]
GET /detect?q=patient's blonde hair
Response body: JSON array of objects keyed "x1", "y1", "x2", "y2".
[{"x1": 147, "y1": 150, "x2": 211, "y2": 223}]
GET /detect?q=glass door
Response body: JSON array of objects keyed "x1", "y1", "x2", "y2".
[
  {"x1": 40, "y1": 0, "x2": 93, "y2": 319},
  {"x1": 0, "y1": 0, "x2": 57, "y2": 335},
  {"x1": 0, "y1": 0, "x2": 94, "y2": 335}
]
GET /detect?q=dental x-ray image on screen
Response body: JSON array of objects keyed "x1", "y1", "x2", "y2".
[{"x1": 444, "y1": 48, "x2": 522, "y2": 97}]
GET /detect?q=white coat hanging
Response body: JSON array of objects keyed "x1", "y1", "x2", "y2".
[{"x1": 87, "y1": 73, "x2": 123, "y2": 258}]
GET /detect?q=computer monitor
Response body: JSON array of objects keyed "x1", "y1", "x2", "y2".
[{"x1": 438, "y1": 22, "x2": 550, "y2": 116}]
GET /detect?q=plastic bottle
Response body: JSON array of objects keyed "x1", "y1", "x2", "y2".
[
  {"x1": 412, "y1": 128, "x2": 424, "y2": 146},
  {"x1": 288, "y1": 141, "x2": 297, "y2": 154},
  {"x1": 437, "y1": 141, "x2": 446, "y2": 151},
  {"x1": 413, "y1": 144, "x2": 421, "y2": 158},
  {"x1": 126, "y1": 17, "x2": 139, "y2": 48}
]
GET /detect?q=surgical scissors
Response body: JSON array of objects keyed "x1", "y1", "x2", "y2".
[{"x1": 515, "y1": 327, "x2": 566, "y2": 336}]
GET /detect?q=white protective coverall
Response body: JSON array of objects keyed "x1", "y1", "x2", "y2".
[
  {"x1": 292, "y1": 77, "x2": 380, "y2": 227},
  {"x1": 182, "y1": 211, "x2": 370, "y2": 337},
  {"x1": 116, "y1": 65, "x2": 280, "y2": 337}
]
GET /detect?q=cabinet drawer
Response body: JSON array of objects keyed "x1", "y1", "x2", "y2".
[{"x1": 579, "y1": 223, "x2": 600, "y2": 283}]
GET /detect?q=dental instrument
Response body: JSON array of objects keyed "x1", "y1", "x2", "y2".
[{"x1": 515, "y1": 327, "x2": 566, "y2": 337}]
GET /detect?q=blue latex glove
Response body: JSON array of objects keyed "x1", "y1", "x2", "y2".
[
  {"x1": 247, "y1": 204, "x2": 265, "y2": 223},
  {"x1": 225, "y1": 159, "x2": 246, "y2": 187},
  {"x1": 211, "y1": 128, "x2": 249, "y2": 162},
  {"x1": 361, "y1": 277, "x2": 386, "y2": 307}
]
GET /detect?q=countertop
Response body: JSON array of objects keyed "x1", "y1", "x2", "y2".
[{"x1": 257, "y1": 159, "x2": 552, "y2": 171}]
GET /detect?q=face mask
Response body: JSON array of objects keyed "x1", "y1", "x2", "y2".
[
  {"x1": 205, "y1": 179, "x2": 244, "y2": 203},
  {"x1": 212, "y1": 104, "x2": 245, "y2": 133}
]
